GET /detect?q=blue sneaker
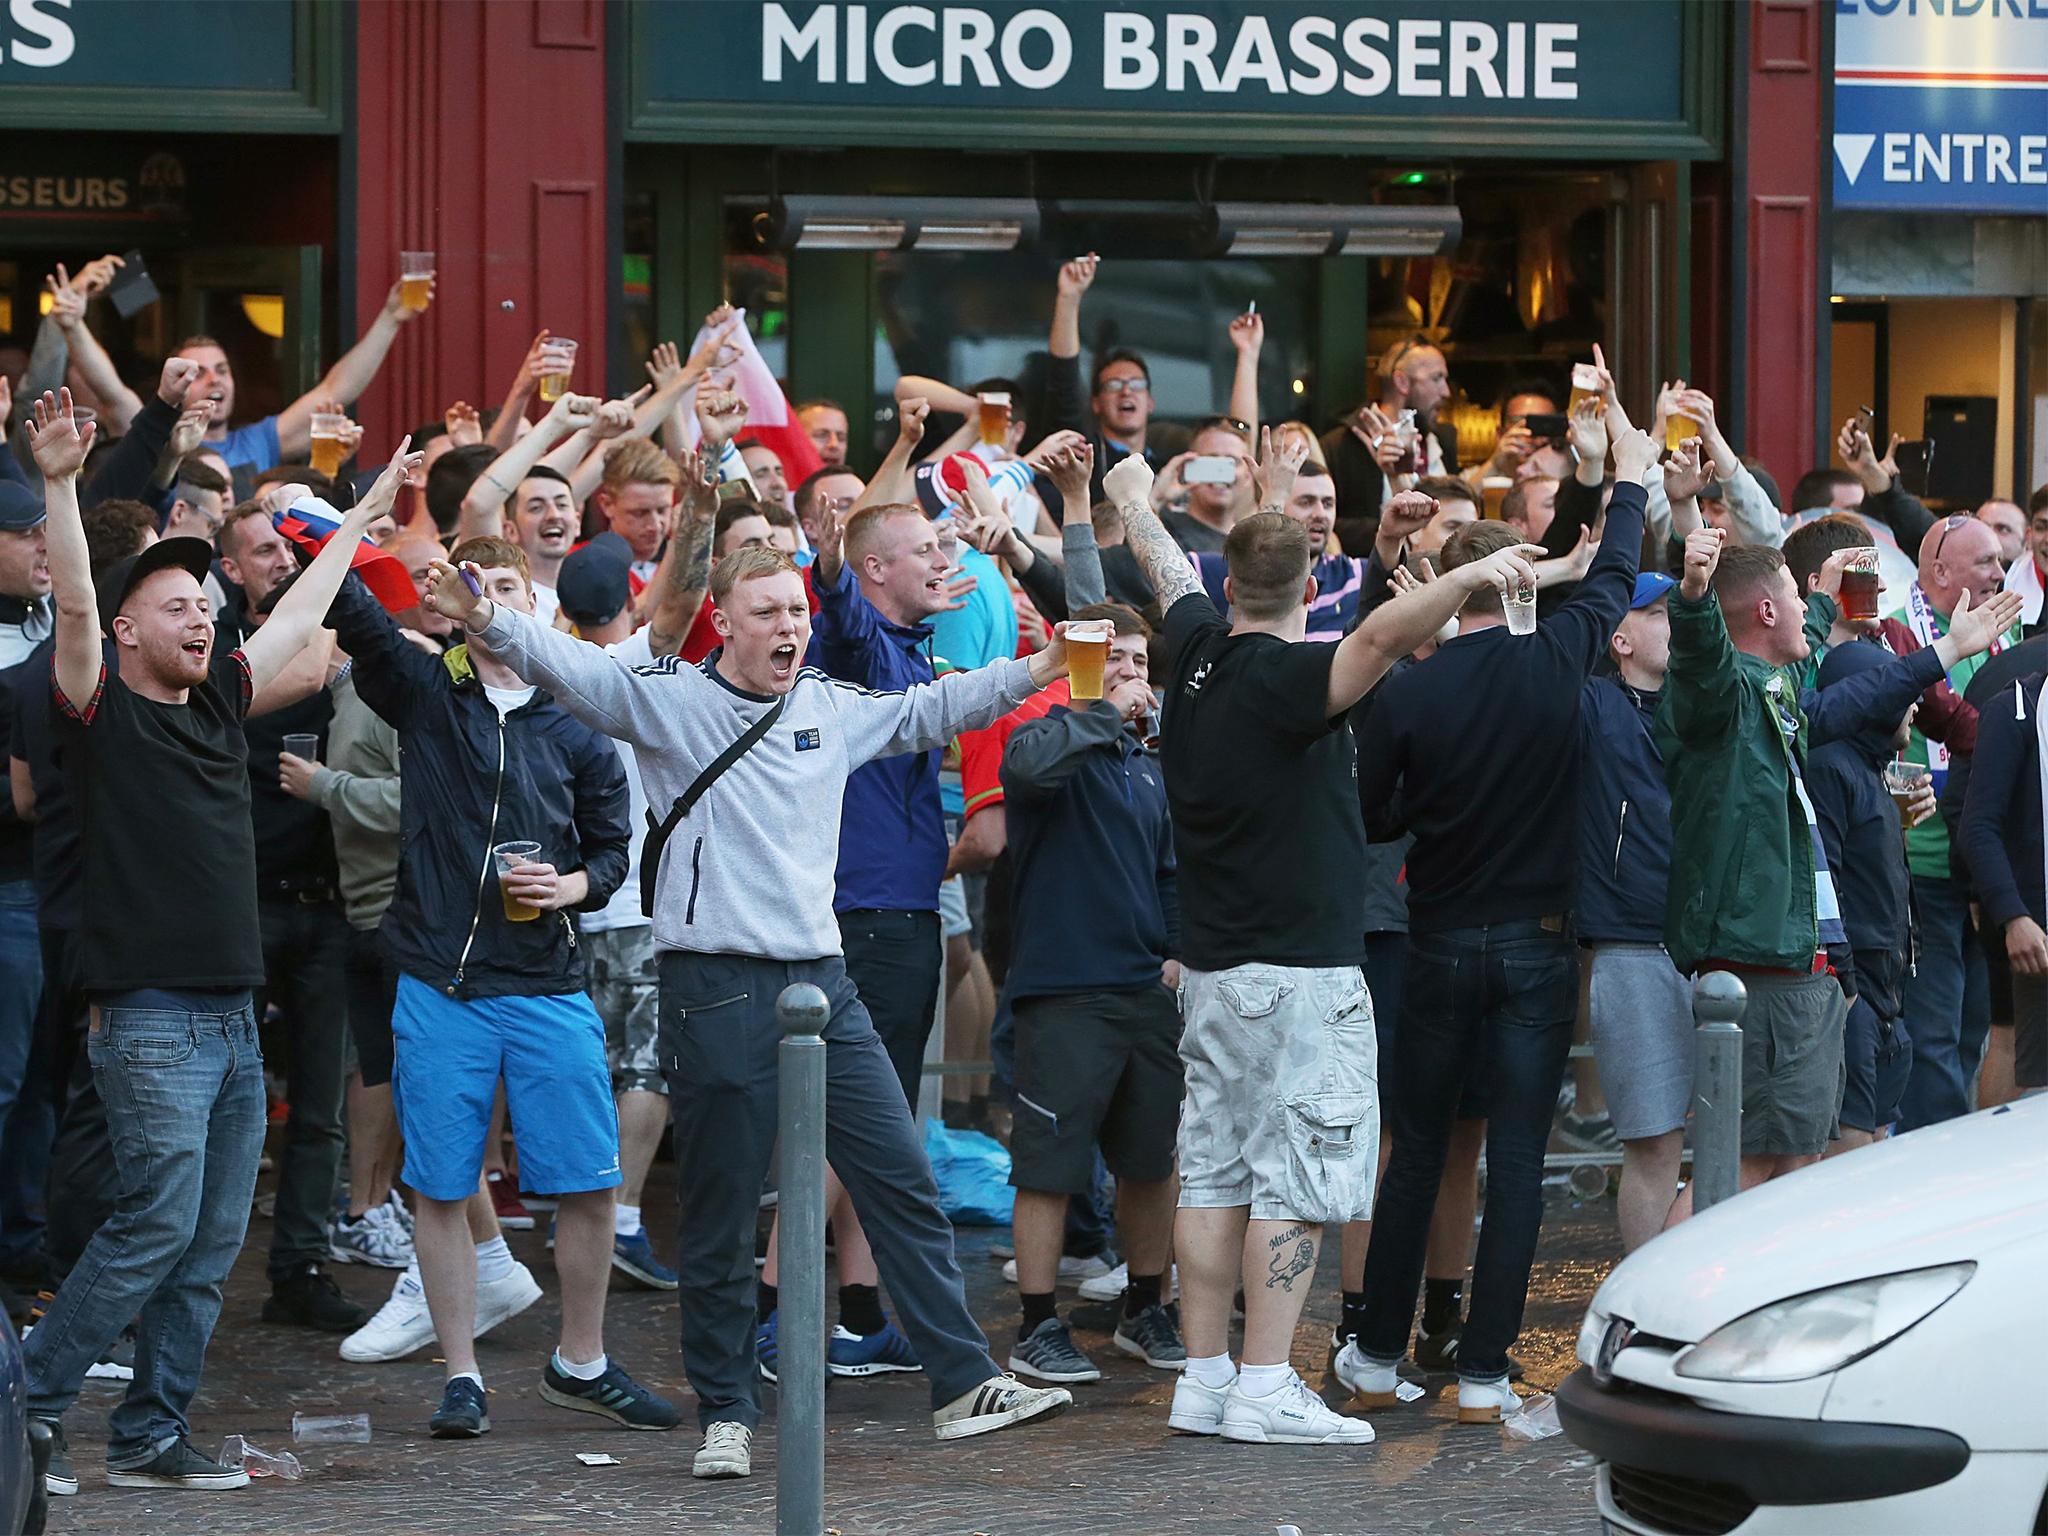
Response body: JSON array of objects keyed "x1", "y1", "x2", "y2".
[
  {"x1": 538, "y1": 1356, "x2": 682, "y2": 1430},
  {"x1": 611, "y1": 1229, "x2": 678, "y2": 1290},
  {"x1": 756, "y1": 1309, "x2": 779, "y2": 1383},
  {"x1": 828, "y1": 1320, "x2": 922, "y2": 1377},
  {"x1": 430, "y1": 1376, "x2": 489, "y2": 1439}
]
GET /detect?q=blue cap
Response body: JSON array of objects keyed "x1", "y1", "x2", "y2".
[
  {"x1": 554, "y1": 531, "x2": 634, "y2": 627},
  {"x1": 1631, "y1": 572, "x2": 1676, "y2": 609},
  {"x1": 0, "y1": 481, "x2": 45, "y2": 532}
]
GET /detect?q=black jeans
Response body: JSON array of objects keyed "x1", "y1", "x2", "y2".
[
  {"x1": 256, "y1": 894, "x2": 351, "y2": 1282},
  {"x1": 838, "y1": 909, "x2": 942, "y2": 1110},
  {"x1": 1359, "y1": 918, "x2": 1578, "y2": 1382}
]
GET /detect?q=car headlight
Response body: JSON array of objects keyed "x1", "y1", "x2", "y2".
[
  {"x1": 1576, "y1": 1304, "x2": 1609, "y2": 1366},
  {"x1": 1675, "y1": 1262, "x2": 1974, "y2": 1383}
]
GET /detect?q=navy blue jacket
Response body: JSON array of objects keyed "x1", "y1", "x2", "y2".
[
  {"x1": 1960, "y1": 673, "x2": 2046, "y2": 932},
  {"x1": 999, "y1": 700, "x2": 1178, "y2": 1001},
  {"x1": 326, "y1": 577, "x2": 629, "y2": 999},
  {"x1": 1575, "y1": 674, "x2": 1672, "y2": 945},
  {"x1": 812, "y1": 560, "x2": 947, "y2": 914},
  {"x1": 1808, "y1": 725, "x2": 1912, "y2": 1022}
]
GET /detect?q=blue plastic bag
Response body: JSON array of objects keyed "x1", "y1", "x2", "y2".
[{"x1": 923, "y1": 1120, "x2": 1015, "y2": 1226}]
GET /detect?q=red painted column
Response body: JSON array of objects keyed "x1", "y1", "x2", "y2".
[
  {"x1": 1740, "y1": 0, "x2": 1827, "y2": 483},
  {"x1": 352, "y1": 0, "x2": 608, "y2": 452}
]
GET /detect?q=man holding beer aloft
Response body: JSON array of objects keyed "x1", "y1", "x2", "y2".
[{"x1": 321, "y1": 535, "x2": 679, "y2": 1442}]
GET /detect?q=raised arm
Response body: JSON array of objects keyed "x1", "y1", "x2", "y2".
[
  {"x1": 47, "y1": 264, "x2": 144, "y2": 432},
  {"x1": 894, "y1": 375, "x2": 979, "y2": 418},
  {"x1": 1102, "y1": 454, "x2": 1202, "y2": 610},
  {"x1": 84, "y1": 358, "x2": 199, "y2": 509},
  {"x1": 645, "y1": 448, "x2": 719, "y2": 657},
  {"x1": 23, "y1": 392, "x2": 103, "y2": 713},
  {"x1": 277, "y1": 279, "x2": 422, "y2": 457},
  {"x1": 1043, "y1": 437, "x2": 1104, "y2": 610},
  {"x1": 1328, "y1": 541, "x2": 1540, "y2": 716},
  {"x1": 1227, "y1": 310, "x2": 1263, "y2": 436},
  {"x1": 1663, "y1": 529, "x2": 1742, "y2": 745},
  {"x1": 241, "y1": 443, "x2": 423, "y2": 696},
  {"x1": 487, "y1": 331, "x2": 552, "y2": 452},
  {"x1": 460, "y1": 392, "x2": 598, "y2": 541},
  {"x1": 857, "y1": 397, "x2": 928, "y2": 520}
]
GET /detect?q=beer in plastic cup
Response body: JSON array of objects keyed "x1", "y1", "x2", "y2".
[
  {"x1": 1481, "y1": 475, "x2": 1513, "y2": 519},
  {"x1": 1664, "y1": 412, "x2": 1698, "y2": 452},
  {"x1": 282, "y1": 733, "x2": 318, "y2": 762},
  {"x1": 539, "y1": 339, "x2": 577, "y2": 402},
  {"x1": 1504, "y1": 580, "x2": 1538, "y2": 636},
  {"x1": 1882, "y1": 759, "x2": 1928, "y2": 822},
  {"x1": 977, "y1": 392, "x2": 1011, "y2": 447},
  {"x1": 1065, "y1": 619, "x2": 1114, "y2": 700},
  {"x1": 1838, "y1": 547, "x2": 1881, "y2": 622},
  {"x1": 493, "y1": 840, "x2": 543, "y2": 922},
  {"x1": 400, "y1": 251, "x2": 435, "y2": 312},
  {"x1": 309, "y1": 413, "x2": 349, "y2": 478},
  {"x1": 1568, "y1": 362, "x2": 1603, "y2": 415}
]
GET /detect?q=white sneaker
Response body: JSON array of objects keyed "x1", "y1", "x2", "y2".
[
  {"x1": 329, "y1": 1207, "x2": 415, "y2": 1269},
  {"x1": 1330, "y1": 1340, "x2": 1423, "y2": 1408},
  {"x1": 475, "y1": 1261, "x2": 543, "y2": 1338},
  {"x1": 340, "y1": 1269, "x2": 433, "y2": 1362},
  {"x1": 932, "y1": 1374, "x2": 1071, "y2": 1441},
  {"x1": 999, "y1": 1252, "x2": 1115, "y2": 1287},
  {"x1": 384, "y1": 1190, "x2": 415, "y2": 1236},
  {"x1": 1456, "y1": 1375, "x2": 1520, "y2": 1424},
  {"x1": 1219, "y1": 1370, "x2": 1376, "y2": 1445},
  {"x1": 1077, "y1": 1260, "x2": 1181, "y2": 1303},
  {"x1": 1167, "y1": 1371, "x2": 1234, "y2": 1436},
  {"x1": 693, "y1": 1421, "x2": 752, "y2": 1479}
]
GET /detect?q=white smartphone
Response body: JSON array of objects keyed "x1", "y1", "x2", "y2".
[{"x1": 1184, "y1": 455, "x2": 1238, "y2": 485}]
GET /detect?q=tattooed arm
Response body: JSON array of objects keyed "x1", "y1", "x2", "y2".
[
  {"x1": 646, "y1": 447, "x2": 719, "y2": 659},
  {"x1": 1101, "y1": 455, "x2": 1200, "y2": 609}
]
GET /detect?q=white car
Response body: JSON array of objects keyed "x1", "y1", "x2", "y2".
[{"x1": 1558, "y1": 1095, "x2": 2048, "y2": 1535}]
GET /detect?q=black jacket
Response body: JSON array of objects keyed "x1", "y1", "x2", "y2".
[
  {"x1": 1960, "y1": 673, "x2": 2047, "y2": 933},
  {"x1": 1807, "y1": 723, "x2": 1913, "y2": 1021},
  {"x1": 1575, "y1": 675, "x2": 1673, "y2": 945},
  {"x1": 326, "y1": 577, "x2": 629, "y2": 999},
  {"x1": 1321, "y1": 416, "x2": 1458, "y2": 556}
]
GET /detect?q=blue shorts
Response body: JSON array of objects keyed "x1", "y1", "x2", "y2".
[
  {"x1": 390, "y1": 974, "x2": 622, "y2": 1201},
  {"x1": 1840, "y1": 995, "x2": 1911, "y2": 1135}
]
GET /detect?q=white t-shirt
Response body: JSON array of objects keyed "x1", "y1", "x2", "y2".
[
  {"x1": 482, "y1": 683, "x2": 536, "y2": 718},
  {"x1": 580, "y1": 626, "x2": 653, "y2": 933},
  {"x1": 532, "y1": 583, "x2": 560, "y2": 628}
]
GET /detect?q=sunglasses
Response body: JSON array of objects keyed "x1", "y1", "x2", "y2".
[
  {"x1": 1097, "y1": 377, "x2": 1149, "y2": 396},
  {"x1": 1930, "y1": 513, "x2": 1972, "y2": 564}
]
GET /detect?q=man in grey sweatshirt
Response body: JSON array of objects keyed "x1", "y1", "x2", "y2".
[{"x1": 426, "y1": 543, "x2": 1077, "y2": 1479}]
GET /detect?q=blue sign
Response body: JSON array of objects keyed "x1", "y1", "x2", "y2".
[{"x1": 1833, "y1": 0, "x2": 2048, "y2": 214}]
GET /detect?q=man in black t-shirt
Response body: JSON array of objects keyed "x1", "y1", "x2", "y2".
[
  {"x1": 1103, "y1": 453, "x2": 1536, "y2": 1448},
  {"x1": 18, "y1": 389, "x2": 418, "y2": 1500}
]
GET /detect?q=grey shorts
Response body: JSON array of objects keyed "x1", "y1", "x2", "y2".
[
  {"x1": 1588, "y1": 942, "x2": 1694, "y2": 1141},
  {"x1": 585, "y1": 924, "x2": 664, "y2": 1097},
  {"x1": 1177, "y1": 962, "x2": 1379, "y2": 1225},
  {"x1": 1731, "y1": 969, "x2": 1847, "y2": 1158}
]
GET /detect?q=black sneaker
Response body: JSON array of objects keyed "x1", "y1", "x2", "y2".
[
  {"x1": 263, "y1": 1264, "x2": 369, "y2": 1333},
  {"x1": 1112, "y1": 1302, "x2": 1187, "y2": 1370},
  {"x1": 430, "y1": 1376, "x2": 490, "y2": 1438},
  {"x1": 105, "y1": 1437, "x2": 249, "y2": 1490},
  {"x1": 1005, "y1": 1317, "x2": 1101, "y2": 1384},
  {"x1": 1415, "y1": 1321, "x2": 1525, "y2": 1382},
  {"x1": 36, "y1": 1417, "x2": 78, "y2": 1497},
  {"x1": 539, "y1": 1358, "x2": 683, "y2": 1430}
]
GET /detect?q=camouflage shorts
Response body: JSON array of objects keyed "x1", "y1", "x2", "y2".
[
  {"x1": 585, "y1": 925, "x2": 664, "y2": 1096},
  {"x1": 1176, "y1": 963, "x2": 1379, "y2": 1225}
]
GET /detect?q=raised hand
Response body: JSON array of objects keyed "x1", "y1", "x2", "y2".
[
  {"x1": 1663, "y1": 436, "x2": 1712, "y2": 502},
  {"x1": 1229, "y1": 309, "x2": 1264, "y2": 355},
  {"x1": 26, "y1": 389, "x2": 94, "y2": 479},
  {"x1": 351, "y1": 436, "x2": 424, "y2": 527},
  {"x1": 385, "y1": 276, "x2": 430, "y2": 322},
  {"x1": 1255, "y1": 424, "x2": 1306, "y2": 511},
  {"x1": 424, "y1": 557, "x2": 491, "y2": 626},
  {"x1": 1023, "y1": 427, "x2": 1089, "y2": 473},
  {"x1": 1944, "y1": 586, "x2": 2025, "y2": 659},
  {"x1": 1568, "y1": 395, "x2": 1608, "y2": 467},
  {"x1": 67, "y1": 254, "x2": 124, "y2": 297},
  {"x1": 445, "y1": 400, "x2": 483, "y2": 445},
  {"x1": 695, "y1": 382, "x2": 748, "y2": 450},
  {"x1": 1056, "y1": 254, "x2": 1099, "y2": 299},
  {"x1": 548, "y1": 391, "x2": 603, "y2": 435},
  {"x1": 166, "y1": 400, "x2": 212, "y2": 460},
  {"x1": 43, "y1": 271, "x2": 85, "y2": 331},
  {"x1": 683, "y1": 320, "x2": 741, "y2": 383},
  {"x1": 1610, "y1": 424, "x2": 1662, "y2": 484},
  {"x1": 1041, "y1": 435, "x2": 1094, "y2": 505},
  {"x1": 676, "y1": 446, "x2": 719, "y2": 519},
  {"x1": 1103, "y1": 451, "x2": 1155, "y2": 510},
  {"x1": 1379, "y1": 490, "x2": 1437, "y2": 548},
  {"x1": 158, "y1": 356, "x2": 202, "y2": 407},
  {"x1": 645, "y1": 341, "x2": 683, "y2": 391},
  {"x1": 896, "y1": 396, "x2": 930, "y2": 451},
  {"x1": 516, "y1": 330, "x2": 554, "y2": 390},
  {"x1": 592, "y1": 389, "x2": 647, "y2": 442},
  {"x1": 1454, "y1": 541, "x2": 1544, "y2": 603},
  {"x1": 1679, "y1": 526, "x2": 1726, "y2": 600}
]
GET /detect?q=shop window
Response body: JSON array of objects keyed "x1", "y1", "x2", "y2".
[
  {"x1": 622, "y1": 188, "x2": 656, "y2": 385},
  {"x1": 726, "y1": 251, "x2": 788, "y2": 380},
  {"x1": 871, "y1": 249, "x2": 1312, "y2": 459}
]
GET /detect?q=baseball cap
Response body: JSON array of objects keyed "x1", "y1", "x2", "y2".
[
  {"x1": 1631, "y1": 572, "x2": 1676, "y2": 609},
  {"x1": 555, "y1": 531, "x2": 633, "y2": 628},
  {"x1": 1818, "y1": 635, "x2": 1893, "y2": 690},
  {"x1": 95, "y1": 536, "x2": 215, "y2": 636},
  {"x1": 0, "y1": 481, "x2": 46, "y2": 532}
]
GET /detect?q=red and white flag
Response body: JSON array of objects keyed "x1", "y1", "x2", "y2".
[{"x1": 679, "y1": 308, "x2": 823, "y2": 486}]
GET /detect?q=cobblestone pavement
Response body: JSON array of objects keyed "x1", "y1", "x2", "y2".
[{"x1": 41, "y1": 1165, "x2": 1618, "y2": 1536}]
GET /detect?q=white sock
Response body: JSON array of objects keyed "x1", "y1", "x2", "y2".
[
  {"x1": 1187, "y1": 1352, "x2": 1237, "y2": 1390},
  {"x1": 553, "y1": 1348, "x2": 607, "y2": 1381},
  {"x1": 1237, "y1": 1362, "x2": 1293, "y2": 1397},
  {"x1": 614, "y1": 1203, "x2": 642, "y2": 1238},
  {"x1": 474, "y1": 1236, "x2": 514, "y2": 1283},
  {"x1": 448, "y1": 1369, "x2": 483, "y2": 1389}
]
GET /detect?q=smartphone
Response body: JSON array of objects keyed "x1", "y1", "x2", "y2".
[
  {"x1": 1184, "y1": 455, "x2": 1238, "y2": 485},
  {"x1": 107, "y1": 250, "x2": 159, "y2": 319},
  {"x1": 1894, "y1": 438, "x2": 1934, "y2": 491},
  {"x1": 1522, "y1": 413, "x2": 1568, "y2": 442},
  {"x1": 1855, "y1": 404, "x2": 1876, "y2": 443}
]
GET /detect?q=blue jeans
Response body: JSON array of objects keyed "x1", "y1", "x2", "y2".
[
  {"x1": 0, "y1": 878, "x2": 47, "y2": 1266},
  {"x1": 1899, "y1": 874, "x2": 1991, "y2": 1132},
  {"x1": 22, "y1": 1001, "x2": 265, "y2": 1468},
  {"x1": 1359, "y1": 919, "x2": 1577, "y2": 1382}
]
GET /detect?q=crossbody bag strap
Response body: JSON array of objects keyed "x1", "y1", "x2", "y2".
[{"x1": 640, "y1": 694, "x2": 787, "y2": 915}]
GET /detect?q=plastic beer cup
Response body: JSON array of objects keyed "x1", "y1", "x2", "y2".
[
  {"x1": 1065, "y1": 619, "x2": 1113, "y2": 700},
  {"x1": 492, "y1": 840, "x2": 543, "y2": 922},
  {"x1": 400, "y1": 252, "x2": 435, "y2": 312},
  {"x1": 309, "y1": 413, "x2": 349, "y2": 478},
  {"x1": 539, "y1": 339, "x2": 577, "y2": 402}
]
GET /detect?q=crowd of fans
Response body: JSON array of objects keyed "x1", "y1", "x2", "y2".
[{"x1": 0, "y1": 248, "x2": 2042, "y2": 1495}]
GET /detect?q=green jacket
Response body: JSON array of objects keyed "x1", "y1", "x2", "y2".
[{"x1": 1653, "y1": 589, "x2": 1939, "y2": 974}]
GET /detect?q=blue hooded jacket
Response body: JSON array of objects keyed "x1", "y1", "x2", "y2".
[{"x1": 1575, "y1": 673, "x2": 1672, "y2": 945}]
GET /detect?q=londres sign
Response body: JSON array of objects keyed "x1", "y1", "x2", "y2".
[{"x1": 627, "y1": 1, "x2": 1714, "y2": 157}]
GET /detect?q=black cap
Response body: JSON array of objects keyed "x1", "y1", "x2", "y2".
[
  {"x1": 0, "y1": 481, "x2": 45, "y2": 532},
  {"x1": 555, "y1": 531, "x2": 634, "y2": 628},
  {"x1": 96, "y1": 536, "x2": 216, "y2": 636}
]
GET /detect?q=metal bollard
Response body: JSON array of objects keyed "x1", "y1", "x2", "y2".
[
  {"x1": 776, "y1": 983, "x2": 830, "y2": 1536},
  {"x1": 1690, "y1": 971, "x2": 1747, "y2": 1213}
]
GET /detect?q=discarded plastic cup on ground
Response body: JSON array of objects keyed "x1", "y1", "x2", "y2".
[
  {"x1": 1501, "y1": 1392, "x2": 1563, "y2": 1442},
  {"x1": 1569, "y1": 1161, "x2": 1609, "y2": 1199},
  {"x1": 222, "y1": 1435, "x2": 303, "y2": 1479},
  {"x1": 291, "y1": 1411, "x2": 370, "y2": 1444}
]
